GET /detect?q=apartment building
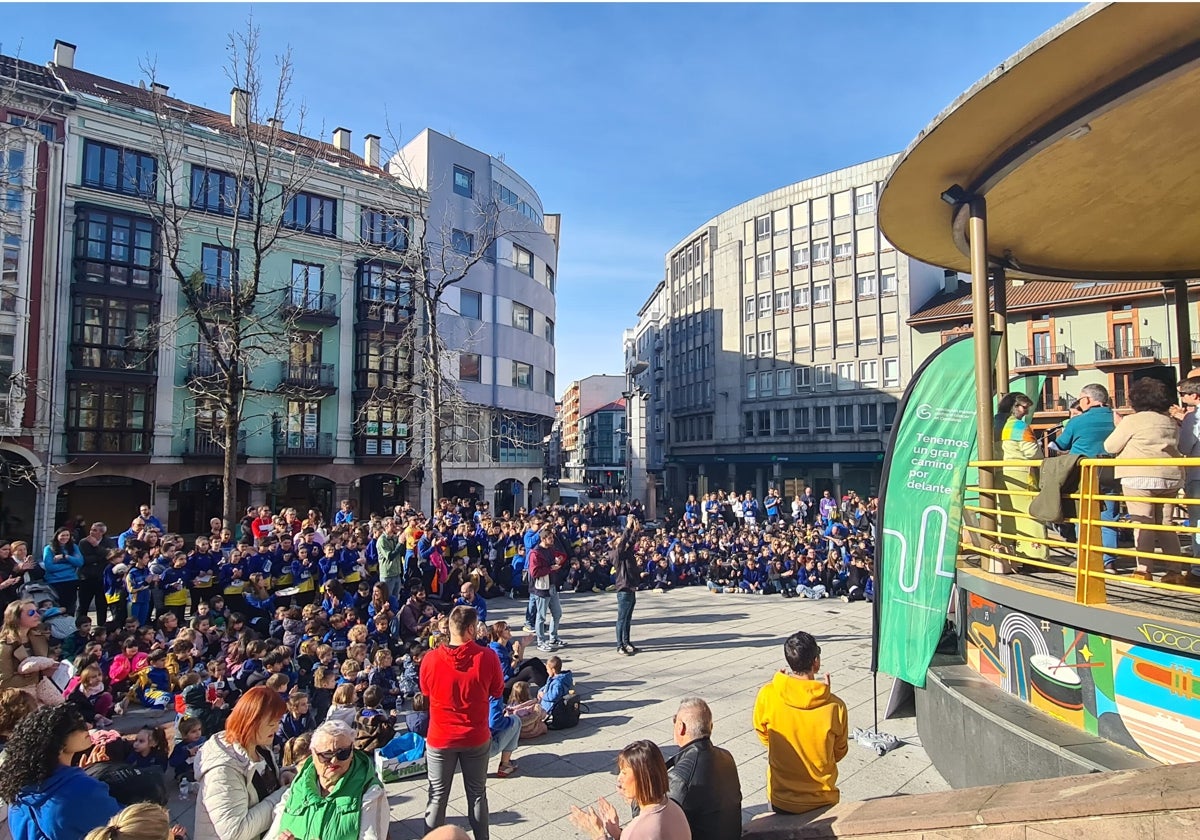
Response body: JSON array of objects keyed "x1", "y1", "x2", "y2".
[
  {"x1": 645, "y1": 156, "x2": 945, "y2": 503},
  {"x1": 560, "y1": 374, "x2": 625, "y2": 482},
  {"x1": 44, "y1": 40, "x2": 426, "y2": 530},
  {"x1": 909, "y1": 276, "x2": 1196, "y2": 424},
  {"x1": 393, "y1": 129, "x2": 559, "y2": 513},
  {"x1": 623, "y1": 280, "x2": 668, "y2": 514},
  {"x1": 580, "y1": 399, "x2": 626, "y2": 489}
]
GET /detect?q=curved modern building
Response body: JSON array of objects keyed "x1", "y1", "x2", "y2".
[
  {"x1": 396, "y1": 130, "x2": 559, "y2": 512},
  {"x1": 639, "y1": 155, "x2": 947, "y2": 504}
]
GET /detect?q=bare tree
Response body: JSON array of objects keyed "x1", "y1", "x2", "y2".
[{"x1": 137, "y1": 24, "x2": 332, "y2": 523}]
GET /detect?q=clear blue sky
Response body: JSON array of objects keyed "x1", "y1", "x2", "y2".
[{"x1": 4, "y1": 2, "x2": 1081, "y2": 394}]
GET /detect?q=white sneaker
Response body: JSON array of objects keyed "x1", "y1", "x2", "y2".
[{"x1": 536, "y1": 642, "x2": 556, "y2": 652}]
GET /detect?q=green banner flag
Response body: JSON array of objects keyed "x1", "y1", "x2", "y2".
[{"x1": 874, "y1": 335, "x2": 994, "y2": 687}]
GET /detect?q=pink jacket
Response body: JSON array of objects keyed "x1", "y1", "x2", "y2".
[{"x1": 109, "y1": 651, "x2": 148, "y2": 684}]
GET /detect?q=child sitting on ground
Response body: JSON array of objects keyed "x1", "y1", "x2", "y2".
[
  {"x1": 325, "y1": 682, "x2": 358, "y2": 727},
  {"x1": 537, "y1": 656, "x2": 575, "y2": 715},
  {"x1": 168, "y1": 716, "x2": 204, "y2": 781},
  {"x1": 506, "y1": 681, "x2": 547, "y2": 740},
  {"x1": 353, "y1": 686, "x2": 394, "y2": 754},
  {"x1": 282, "y1": 732, "x2": 312, "y2": 768},
  {"x1": 278, "y1": 689, "x2": 317, "y2": 745},
  {"x1": 127, "y1": 724, "x2": 169, "y2": 771},
  {"x1": 405, "y1": 691, "x2": 429, "y2": 738}
]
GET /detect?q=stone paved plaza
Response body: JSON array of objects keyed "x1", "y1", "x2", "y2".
[{"x1": 170, "y1": 587, "x2": 948, "y2": 838}]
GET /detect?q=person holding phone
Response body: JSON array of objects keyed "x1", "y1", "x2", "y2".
[{"x1": 612, "y1": 517, "x2": 643, "y2": 656}]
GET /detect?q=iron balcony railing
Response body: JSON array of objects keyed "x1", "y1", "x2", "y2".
[
  {"x1": 1094, "y1": 339, "x2": 1160, "y2": 362},
  {"x1": 280, "y1": 432, "x2": 333, "y2": 458},
  {"x1": 1014, "y1": 346, "x2": 1074, "y2": 368},
  {"x1": 284, "y1": 289, "x2": 338, "y2": 319},
  {"x1": 279, "y1": 361, "x2": 335, "y2": 390},
  {"x1": 184, "y1": 428, "x2": 247, "y2": 457}
]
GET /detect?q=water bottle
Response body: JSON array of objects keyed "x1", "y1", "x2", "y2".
[{"x1": 179, "y1": 778, "x2": 190, "y2": 800}]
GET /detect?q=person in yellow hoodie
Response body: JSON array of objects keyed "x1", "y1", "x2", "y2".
[{"x1": 753, "y1": 630, "x2": 848, "y2": 815}]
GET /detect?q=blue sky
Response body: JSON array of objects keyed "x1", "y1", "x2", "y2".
[{"x1": 4, "y1": 2, "x2": 1081, "y2": 393}]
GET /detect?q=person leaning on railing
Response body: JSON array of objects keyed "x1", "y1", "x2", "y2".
[
  {"x1": 1171, "y1": 375, "x2": 1200, "y2": 585},
  {"x1": 1103, "y1": 377, "x2": 1184, "y2": 581},
  {"x1": 994, "y1": 392, "x2": 1049, "y2": 565}
]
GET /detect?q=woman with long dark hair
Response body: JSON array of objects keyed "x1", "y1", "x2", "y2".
[
  {"x1": 0, "y1": 705, "x2": 121, "y2": 840},
  {"x1": 41, "y1": 528, "x2": 84, "y2": 616}
]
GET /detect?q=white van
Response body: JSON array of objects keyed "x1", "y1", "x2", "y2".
[{"x1": 556, "y1": 488, "x2": 584, "y2": 507}]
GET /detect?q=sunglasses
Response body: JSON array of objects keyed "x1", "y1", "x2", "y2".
[
  {"x1": 25, "y1": 609, "x2": 38, "y2": 617},
  {"x1": 313, "y1": 746, "x2": 353, "y2": 763}
]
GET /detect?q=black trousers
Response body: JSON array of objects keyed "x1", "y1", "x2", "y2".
[{"x1": 76, "y1": 577, "x2": 107, "y2": 626}]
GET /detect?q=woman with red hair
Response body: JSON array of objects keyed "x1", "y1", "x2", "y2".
[{"x1": 193, "y1": 685, "x2": 291, "y2": 840}]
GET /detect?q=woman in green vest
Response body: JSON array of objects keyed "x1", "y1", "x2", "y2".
[{"x1": 267, "y1": 719, "x2": 389, "y2": 840}]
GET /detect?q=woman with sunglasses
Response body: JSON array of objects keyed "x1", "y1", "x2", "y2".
[
  {"x1": 194, "y1": 686, "x2": 291, "y2": 840},
  {"x1": 266, "y1": 719, "x2": 389, "y2": 840},
  {"x1": 0, "y1": 600, "x2": 56, "y2": 693}
]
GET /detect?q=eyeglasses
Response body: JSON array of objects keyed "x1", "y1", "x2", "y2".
[{"x1": 313, "y1": 746, "x2": 353, "y2": 763}]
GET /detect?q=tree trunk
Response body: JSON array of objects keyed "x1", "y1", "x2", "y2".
[
  {"x1": 425, "y1": 299, "x2": 442, "y2": 514},
  {"x1": 222, "y1": 369, "x2": 241, "y2": 525}
]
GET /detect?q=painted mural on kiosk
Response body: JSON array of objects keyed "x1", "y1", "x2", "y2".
[{"x1": 964, "y1": 593, "x2": 1200, "y2": 764}]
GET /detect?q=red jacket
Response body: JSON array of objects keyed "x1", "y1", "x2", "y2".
[
  {"x1": 528, "y1": 544, "x2": 556, "y2": 584},
  {"x1": 420, "y1": 640, "x2": 503, "y2": 749}
]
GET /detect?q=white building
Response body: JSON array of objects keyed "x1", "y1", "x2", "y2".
[{"x1": 394, "y1": 129, "x2": 559, "y2": 512}]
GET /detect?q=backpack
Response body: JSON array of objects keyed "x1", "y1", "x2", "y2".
[{"x1": 546, "y1": 691, "x2": 584, "y2": 730}]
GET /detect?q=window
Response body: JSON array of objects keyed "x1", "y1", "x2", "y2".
[
  {"x1": 545, "y1": 370, "x2": 555, "y2": 396},
  {"x1": 360, "y1": 209, "x2": 409, "y2": 250},
  {"x1": 795, "y1": 406, "x2": 810, "y2": 435},
  {"x1": 512, "y1": 302, "x2": 533, "y2": 332},
  {"x1": 7, "y1": 113, "x2": 57, "y2": 142},
  {"x1": 836, "y1": 405, "x2": 855, "y2": 432},
  {"x1": 460, "y1": 289, "x2": 483, "y2": 320},
  {"x1": 775, "y1": 289, "x2": 790, "y2": 311},
  {"x1": 745, "y1": 412, "x2": 756, "y2": 438},
  {"x1": 284, "y1": 399, "x2": 323, "y2": 453},
  {"x1": 833, "y1": 242, "x2": 853, "y2": 260},
  {"x1": 814, "y1": 406, "x2": 831, "y2": 433},
  {"x1": 744, "y1": 296, "x2": 756, "y2": 321},
  {"x1": 881, "y1": 271, "x2": 898, "y2": 294},
  {"x1": 883, "y1": 401, "x2": 898, "y2": 431},
  {"x1": 73, "y1": 207, "x2": 157, "y2": 288},
  {"x1": 283, "y1": 191, "x2": 337, "y2": 237},
  {"x1": 815, "y1": 364, "x2": 832, "y2": 388},
  {"x1": 513, "y1": 245, "x2": 534, "y2": 277},
  {"x1": 883, "y1": 357, "x2": 900, "y2": 388},
  {"x1": 355, "y1": 332, "x2": 411, "y2": 390},
  {"x1": 451, "y1": 229, "x2": 473, "y2": 255},
  {"x1": 860, "y1": 403, "x2": 878, "y2": 430},
  {"x1": 356, "y1": 399, "x2": 409, "y2": 457},
  {"x1": 792, "y1": 246, "x2": 810, "y2": 269},
  {"x1": 837, "y1": 362, "x2": 855, "y2": 390},
  {"x1": 758, "y1": 410, "x2": 772, "y2": 436},
  {"x1": 813, "y1": 283, "x2": 832, "y2": 306},
  {"x1": 459, "y1": 352, "x2": 481, "y2": 382},
  {"x1": 856, "y1": 273, "x2": 877, "y2": 298},
  {"x1": 453, "y1": 166, "x2": 474, "y2": 198},
  {"x1": 70, "y1": 295, "x2": 156, "y2": 372},
  {"x1": 756, "y1": 254, "x2": 771, "y2": 279},
  {"x1": 201, "y1": 245, "x2": 237, "y2": 297},
  {"x1": 860, "y1": 359, "x2": 878, "y2": 385},
  {"x1": 357, "y1": 261, "x2": 412, "y2": 309},
  {"x1": 545, "y1": 317, "x2": 555, "y2": 345},
  {"x1": 777, "y1": 368, "x2": 793, "y2": 396},
  {"x1": 775, "y1": 409, "x2": 790, "y2": 435},
  {"x1": 793, "y1": 286, "x2": 810, "y2": 308},
  {"x1": 512, "y1": 361, "x2": 533, "y2": 389},
  {"x1": 812, "y1": 240, "x2": 830, "y2": 263},
  {"x1": 756, "y1": 216, "x2": 771, "y2": 240},
  {"x1": 758, "y1": 331, "x2": 773, "y2": 355},
  {"x1": 190, "y1": 167, "x2": 251, "y2": 218},
  {"x1": 745, "y1": 334, "x2": 756, "y2": 355},
  {"x1": 855, "y1": 191, "x2": 876, "y2": 214},
  {"x1": 82, "y1": 140, "x2": 156, "y2": 197},
  {"x1": 757, "y1": 292, "x2": 770, "y2": 313},
  {"x1": 289, "y1": 261, "x2": 323, "y2": 309},
  {"x1": 759, "y1": 371, "x2": 774, "y2": 397},
  {"x1": 66, "y1": 381, "x2": 153, "y2": 454},
  {"x1": 746, "y1": 372, "x2": 757, "y2": 399},
  {"x1": 796, "y1": 367, "x2": 811, "y2": 389},
  {"x1": 545, "y1": 265, "x2": 555, "y2": 292}
]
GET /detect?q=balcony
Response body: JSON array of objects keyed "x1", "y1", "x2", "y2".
[
  {"x1": 64, "y1": 430, "x2": 152, "y2": 459},
  {"x1": 279, "y1": 361, "x2": 335, "y2": 392},
  {"x1": 185, "y1": 351, "x2": 221, "y2": 383},
  {"x1": 194, "y1": 282, "x2": 255, "y2": 313},
  {"x1": 654, "y1": 366, "x2": 665, "y2": 381},
  {"x1": 1050, "y1": 392, "x2": 1076, "y2": 412},
  {"x1": 183, "y1": 428, "x2": 247, "y2": 459},
  {"x1": 280, "y1": 432, "x2": 333, "y2": 459},
  {"x1": 1014, "y1": 346, "x2": 1074, "y2": 371},
  {"x1": 1094, "y1": 339, "x2": 1160, "y2": 365},
  {"x1": 283, "y1": 289, "x2": 338, "y2": 324}
]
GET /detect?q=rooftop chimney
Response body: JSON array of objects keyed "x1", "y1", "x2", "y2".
[
  {"x1": 53, "y1": 39, "x2": 76, "y2": 69},
  {"x1": 266, "y1": 117, "x2": 282, "y2": 131},
  {"x1": 150, "y1": 82, "x2": 169, "y2": 96},
  {"x1": 230, "y1": 87, "x2": 248, "y2": 128},
  {"x1": 332, "y1": 127, "x2": 351, "y2": 152},
  {"x1": 363, "y1": 134, "x2": 381, "y2": 169}
]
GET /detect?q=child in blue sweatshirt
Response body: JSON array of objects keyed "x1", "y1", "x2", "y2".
[{"x1": 537, "y1": 656, "x2": 575, "y2": 714}]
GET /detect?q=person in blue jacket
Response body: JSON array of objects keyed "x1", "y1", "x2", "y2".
[
  {"x1": 41, "y1": 527, "x2": 84, "y2": 616},
  {"x1": 0, "y1": 704, "x2": 121, "y2": 840},
  {"x1": 537, "y1": 655, "x2": 575, "y2": 714}
]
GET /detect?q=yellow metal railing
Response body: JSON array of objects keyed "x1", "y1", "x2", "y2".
[{"x1": 966, "y1": 457, "x2": 1200, "y2": 605}]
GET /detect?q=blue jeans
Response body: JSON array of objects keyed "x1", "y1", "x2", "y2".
[
  {"x1": 525, "y1": 592, "x2": 537, "y2": 628},
  {"x1": 1098, "y1": 496, "x2": 1119, "y2": 565},
  {"x1": 616, "y1": 590, "x2": 635, "y2": 647},
  {"x1": 534, "y1": 590, "x2": 560, "y2": 645},
  {"x1": 425, "y1": 739, "x2": 491, "y2": 840}
]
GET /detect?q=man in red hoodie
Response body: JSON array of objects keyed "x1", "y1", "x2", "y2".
[{"x1": 420, "y1": 604, "x2": 504, "y2": 840}]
